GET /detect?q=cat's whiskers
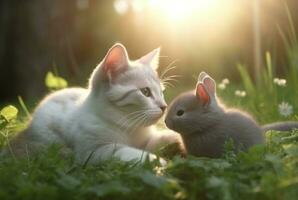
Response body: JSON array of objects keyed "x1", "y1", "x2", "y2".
[
  {"x1": 124, "y1": 113, "x2": 147, "y2": 135},
  {"x1": 162, "y1": 75, "x2": 181, "y2": 89},
  {"x1": 162, "y1": 75, "x2": 181, "y2": 83},
  {"x1": 119, "y1": 112, "x2": 146, "y2": 132},
  {"x1": 119, "y1": 109, "x2": 158, "y2": 133},
  {"x1": 118, "y1": 107, "x2": 161, "y2": 132},
  {"x1": 160, "y1": 60, "x2": 178, "y2": 79},
  {"x1": 162, "y1": 81, "x2": 175, "y2": 89},
  {"x1": 118, "y1": 110, "x2": 147, "y2": 126},
  {"x1": 124, "y1": 108, "x2": 161, "y2": 135},
  {"x1": 128, "y1": 114, "x2": 148, "y2": 136},
  {"x1": 160, "y1": 65, "x2": 176, "y2": 80},
  {"x1": 141, "y1": 109, "x2": 162, "y2": 123},
  {"x1": 118, "y1": 109, "x2": 151, "y2": 131},
  {"x1": 160, "y1": 59, "x2": 181, "y2": 89}
]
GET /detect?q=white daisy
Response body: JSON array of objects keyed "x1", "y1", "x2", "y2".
[
  {"x1": 222, "y1": 78, "x2": 230, "y2": 85},
  {"x1": 273, "y1": 78, "x2": 287, "y2": 87},
  {"x1": 240, "y1": 91, "x2": 246, "y2": 97},
  {"x1": 278, "y1": 79, "x2": 287, "y2": 87},
  {"x1": 278, "y1": 102, "x2": 293, "y2": 117},
  {"x1": 235, "y1": 90, "x2": 246, "y2": 97},
  {"x1": 273, "y1": 78, "x2": 279, "y2": 84},
  {"x1": 218, "y1": 83, "x2": 226, "y2": 90}
]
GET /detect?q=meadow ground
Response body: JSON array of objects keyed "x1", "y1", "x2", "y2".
[
  {"x1": 2, "y1": 18, "x2": 298, "y2": 198},
  {"x1": 0, "y1": 56, "x2": 298, "y2": 200}
]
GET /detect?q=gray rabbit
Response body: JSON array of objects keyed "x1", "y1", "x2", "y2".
[{"x1": 165, "y1": 72, "x2": 298, "y2": 158}]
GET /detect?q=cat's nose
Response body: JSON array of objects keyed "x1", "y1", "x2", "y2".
[{"x1": 160, "y1": 106, "x2": 167, "y2": 112}]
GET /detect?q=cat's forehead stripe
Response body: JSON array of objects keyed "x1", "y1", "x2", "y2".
[
  {"x1": 120, "y1": 67, "x2": 160, "y2": 85},
  {"x1": 110, "y1": 89, "x2": 138, "y2": 103}
]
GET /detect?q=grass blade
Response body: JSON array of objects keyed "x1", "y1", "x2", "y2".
[{"x1": 18, "y1": 96, "x2": 31, "y2": 119}]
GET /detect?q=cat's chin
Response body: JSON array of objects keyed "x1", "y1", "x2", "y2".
[
  {"x1": 136, "y1": 113, "x2": 163, "y2": 127},
  {"x1": 145, "y1": 114, "x2": 163, "y2": 126}
]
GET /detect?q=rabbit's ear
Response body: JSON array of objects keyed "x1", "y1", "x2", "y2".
[
  {"x1": 198, "y1": 71, "x2": 208, "y2": 82},
  {"x1": 202, "y1": 76, "x2": 216, "y2": 97},
  {"x1": 195, "y1": 83, "x2": 210, "y2": 106},
  {"x1": 196, "y1": 73, "x2": 217, "y2": 106}
]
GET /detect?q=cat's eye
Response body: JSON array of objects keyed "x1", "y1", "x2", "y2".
[
  {"x1": 140, "y1": 87, "x2": 152, "y2": 97},
  {"x1": 176, "y1": 110, "x2": 184, "y2": 116}
]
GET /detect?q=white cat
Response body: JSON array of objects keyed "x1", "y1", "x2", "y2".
[{"x1": 7, "y1": 43, "x2": 180, "y2": 164}]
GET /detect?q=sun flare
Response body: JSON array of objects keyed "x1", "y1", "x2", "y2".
[
  {"x1": 148, "y1": 0, "x2": 223, "y2": 22},
  {"x1": 113, "y1": 0, "x2": 239, "y2": 45},
  {"x1": 149, "y1": 0, "x2": 192, "y2": 22},
  {"x1": 114, "y1": 0, "x2": 236, "y2": 23}
]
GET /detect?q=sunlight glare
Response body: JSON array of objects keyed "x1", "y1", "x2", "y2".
[
  {"x1": 132, "y1": 0, "x2": 145, "y2": 13},
  {"x1": 113, "y1": 0, "x2": 237, "y2": 43},
  {"x1": 161, "y1": 0, "x2": 191, "y2": 22},
  {"x1": 148, "y1": 0, "x2": 225, "y2": 23},
  {"x1": 114, "y1": 0, "x2": 129, "y2": 15}
]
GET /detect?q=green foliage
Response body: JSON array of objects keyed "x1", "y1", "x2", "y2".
[
  {"x1": 1, "y1": 107, "x2": 298, "y2": 200},
  {"x1": 237, "y1": 64, "x2": 255, "y2": 95},
  {"x1": 0, "y1": 105, "x2": 18, "y2": 131},
  {"x1": 17, "y1": 96, "x2": 31, "y2": 119},
  {"x1": 222, "y1": 44, "x2": 298, "y2": 124},
  {"x1": 0, "y1": 105, "x2": 18, "y2": 122},
  {"x1": 45, "y1": 72, "x2": 68, "y2": 90}
]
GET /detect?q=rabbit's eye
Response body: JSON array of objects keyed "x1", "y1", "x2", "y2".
[{"x1": 176, "y1": 110, "x2": 184, "y2": 116}]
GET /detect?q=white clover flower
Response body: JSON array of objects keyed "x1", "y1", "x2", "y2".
[
  {"x1": 278, "y1": 79, "x2": 287, "y2": 87},
  {"x1": 222, "y1": 78, "x2": 230, "y2": 85},
  {"x1": 218, "y1": 78, "x2": 229, "y2": 90},
  {"x1": 278, "y1": 101, "x2": 293, "y2": 117},
  {"x1": 218, "y1": 83, "x2": 226, "y2": 90},
  {"x1": 273, "y1": 78, "x2": 279, "y2": 84},
  {"x1": 240, "y1": 91, "x2": 246, "y2": 97},
  {"x1": 273, "y1": 78, "x2": 287, "y2": 87},
  {"x1": 235, "y1": 90, "x2": 246, "y2": 97},
  {"x1": 235, "y1": 90, "x2": 241, "y2": 96}
]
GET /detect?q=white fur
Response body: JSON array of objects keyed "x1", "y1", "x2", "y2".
[{"x1": 17, "y1": 44, "x2": 180, "y2": 165}]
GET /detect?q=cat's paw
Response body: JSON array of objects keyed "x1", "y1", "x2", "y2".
[
  {"x1": 160, "y1": 132, "x2": 182, "y2": 145},
  {"x1": 146, "y1": 131, "x2": 182, "y2": 152},
  {"x1": 158, "y1": 142, "x2": 186, "y2": 159}
]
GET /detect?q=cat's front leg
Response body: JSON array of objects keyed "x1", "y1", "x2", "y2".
[
  {"x1": 145, "y1": 130, "x2": 183, "y2": 152},
  {"x1": 76, "y1": 143, "x2": 166, "y2": 166}
]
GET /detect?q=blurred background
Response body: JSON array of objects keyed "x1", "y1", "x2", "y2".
[{"x1": 0, "y1": 0, "x2": 298, "y2": 104}]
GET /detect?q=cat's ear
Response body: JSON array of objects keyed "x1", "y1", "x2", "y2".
[
  {"x1": 102, "y1": 43, "x2": 129, "y2": 80},
  {"x1": 138, "y1": 48, "x2": 160, "y2": 70},
  {"x1": 196, "y1": 83, "x2": 210, "y2": 106}
]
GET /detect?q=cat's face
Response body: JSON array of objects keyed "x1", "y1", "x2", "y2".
[
  {"x1": 107, "y1": 62, "x2": 167, "y2": 125},
  {"x1": 165, "y1": 73, "x2": 223, "y2": 135},
  {"x1": 90, "y1": 43, "x2": 167, "y2": 129}
]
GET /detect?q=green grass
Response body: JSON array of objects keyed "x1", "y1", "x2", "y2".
[
  {"x1": 0, "y1": 64, "x2": 298, "y2": 200},
  {"x1": 0, "y1": 123, "x2": 298, "y2": 200}
]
